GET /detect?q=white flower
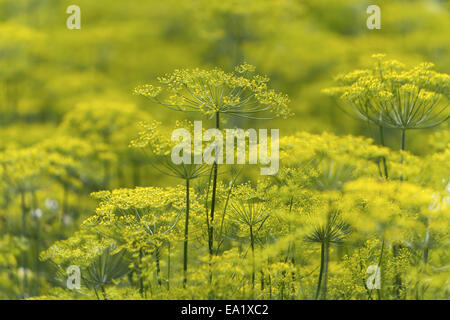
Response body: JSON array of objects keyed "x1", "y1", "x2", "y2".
[
  {"x1": 45, "y1": 198, "x2": 59, "y2": 211},
  {"x1": 32, "y1": 209, "x2": 43, "y2": 219},
  {"x1": 63, "y1": 215, "x2": 73, "y2": 226}
]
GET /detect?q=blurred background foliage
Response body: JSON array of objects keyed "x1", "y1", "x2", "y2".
[
  {"x1": 0, "y1": 0, "x2": 449, "y2": 149},
  {"x1": 0, "y1": 0, "x2": 448, "y2": 299}
]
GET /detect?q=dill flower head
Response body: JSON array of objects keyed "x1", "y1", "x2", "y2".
[
  {"x1": 230, "y1": 198, "x2": 269, "y2": 229},
  {"x1": 134, "y1": 63, "x2": 292, "y2": 119},
  {"x1": 130, "y1": 121, "x2": 209, "y2": 180},
  {"x1": 324, "y1": 54, "x2": 450, "y2": 130},
  {"x1": 0, "y1": 147, "x2": 47, "y2": 193}
]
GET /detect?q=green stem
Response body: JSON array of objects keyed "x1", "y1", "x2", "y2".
[
  {"x1": 61, "y1": 184, "x2": 68, "y2": 228},
  {"x1": 370, "y1": 238, "x2": 385, "y2": 300},
  {"x1": 400, "y1": 129, "x2": 406, "y2": 181},
  {"x1": 260, "y1": 270, "x2": 265, "y2": 291},
  {"x1": 315, "y1": 242, "x2": 325, "y2": 300},
  {"x1": 20, "y1": 191, "x2": 28, "y2": 298},
  {"x1": 315, "y1": 240, "x2": 330, "y2": 300},
  {"x1": 208, "y1": 112, "x2": 220, "y2": 256},
  {"x1": 216, "y1": 177, "x2": 235, "y2": 255},
  {"x1": 287, "y1": 197, "x2": 295, "y2": 263},
  {"x1": 268, "y1": 272, "x2": 272, "y2": 299},
  {"x1": 423, "y1": 230, "x2": 430, "y2": 265},
  {"x1": 393, "y1": 243, "x2": 403, "y2": 299},
  {"x1": 378, "y1": 126, "x2": 389, "y2": 179},
  {"x1": 155, "y1": 247, "x2": 162, "y2": 286},
  {"x1": 183, "y1": 178, "x2": 190, "y2": 288},
  {"x1": 377, "y1": 238, "x2": 384, "y2": 300},
  {"x1": 100, "y1": 285, "x2": 108, "y2": 300},
  {"x1": 138, "y1": 249, "x2": 144, "y2": 297},
  {"x1": 401, "y1": 129, "x2": 406, "y2": 152},
  {"x1": 167, "y1": 242, "x2": 171, "y2": 290},
  {"x1": 321, "y1": 241, "x2": 329, "y2": 300},
  {"x1": 93, "y1": 287, "x2": 100, "y2": 300},
  {"x1": 250, "y1": 225, "x2": 255, "y2": 292},
  {"x1": 32, "y1": 191, "x2": 40, "y2": 296}
]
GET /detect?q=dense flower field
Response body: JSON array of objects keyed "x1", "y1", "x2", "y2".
[{"x1": 0, "y1": 0, "x2": 449, "y2": 300}]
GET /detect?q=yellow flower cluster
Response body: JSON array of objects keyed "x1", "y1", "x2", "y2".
[{"x1": 135, "y1": 64, "x2": 292, "y2": 119}]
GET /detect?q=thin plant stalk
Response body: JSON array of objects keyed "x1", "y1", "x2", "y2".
[
  {"x1": 183, "y1": 178, "x2": 190, "y2": 288},
  {"x1": 378, "y1": 126, "x2": 389, "y2": 179},
  {"x1": 423, "y1": 230, "x2": 430, "y2": 265},
  {"x1": 250, "y1": 225, "x2": 255, "y2": 292},
  {"x1": 100, "y1": 285, "x2": 108, "y2": 300},
  {"x1": 401, "y1": 129, "x2": 406, "y2": 152},
  {"x1": 20, "y1": 191, "x2": 28, "y2": 298},
  {"x1": 167, "y1": 241, "x2": 171, "y2": 290},
  {"x1": 393, "y1": 243, "x2": 403, "y2": 299},
  {"x1": 321, "y1": 241, "x2": 329, "y2": 300},
  {"x1": 208, "y1": 112, "x2": 220, "y2": 257},
  {"x1": 61, "y1": 184, "x2": 68, "y2": 228},
  {"x1": 315, "y1": 241, "x2": 329, "y2": 300},
  {"x1": 260, "y1": 270, "x2": 265, "y2": 291},
  {"x1": 395, "y1": 128, "x2": 407, "y2": 297},
  {"x1": 155, "y1": 247, "x2": 162, "y2": 286},
  {"x1": 376, "y1": 238, "x2": 385, "y2": 300},
  {"x1": 32, "y1": 191, "x2": 40, "y2": 296},
  {"x1": 93, "y1": 287, "x2": 100, "y2": 300},
  {"x1": 216, "y1": 173, "x2": 239, "y2": 255},
  {"x1": 138, "y1": 249, "x2": 144, "y2": 297},
  {"x1": 400, "y1": 128, "x2": 406, "y2": 181},
  {"x1": 368, "y1": 238, "x2": 384, "y2": 300}
]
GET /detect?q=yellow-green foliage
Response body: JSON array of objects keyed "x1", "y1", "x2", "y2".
[{"x1": 0, "y1": 0, "x2": 449, "y2": 300}]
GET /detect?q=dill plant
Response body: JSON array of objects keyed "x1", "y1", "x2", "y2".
[
  {"x1": 135, "y1": 63, "x2": 291, "y2": 271},
  {"x1": 34, "y1": 128, "x2": 450, "y2": 300},
  {"x1": 0, "y1": 148, "x2": 47, "y2": 297},
  {"x1": 60, "y1": 100, "x2": 152, "y2": 188},
  {"x1": 1, "y1": 0, "x2": 450, "y2": 302},
  {"x1": 324, "y1": 54, "x2": 449, "y2": 183},
  {"x1": 307, "y1": 160, "x2": 353, "y2": 300},
  {"x1": 130, "y1": 120, "x2": 209, "y2": 287},
  {"x1": 230, "y1": 198, "x2": 269, "y2": 294},
  {"x1": 324, "y1": 54, "x2": 449, "y2": 152},
  {"x1": 324, "y1": 55, "x2": 450, "y2": 297}
]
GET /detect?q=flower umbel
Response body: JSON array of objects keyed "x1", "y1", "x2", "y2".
[
  {"x1": 134, "y1": 64, "x2": 292, "y2": 119},
  {"x1": 324, "y1": 55, "x2": 449, "y2": 130}
]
